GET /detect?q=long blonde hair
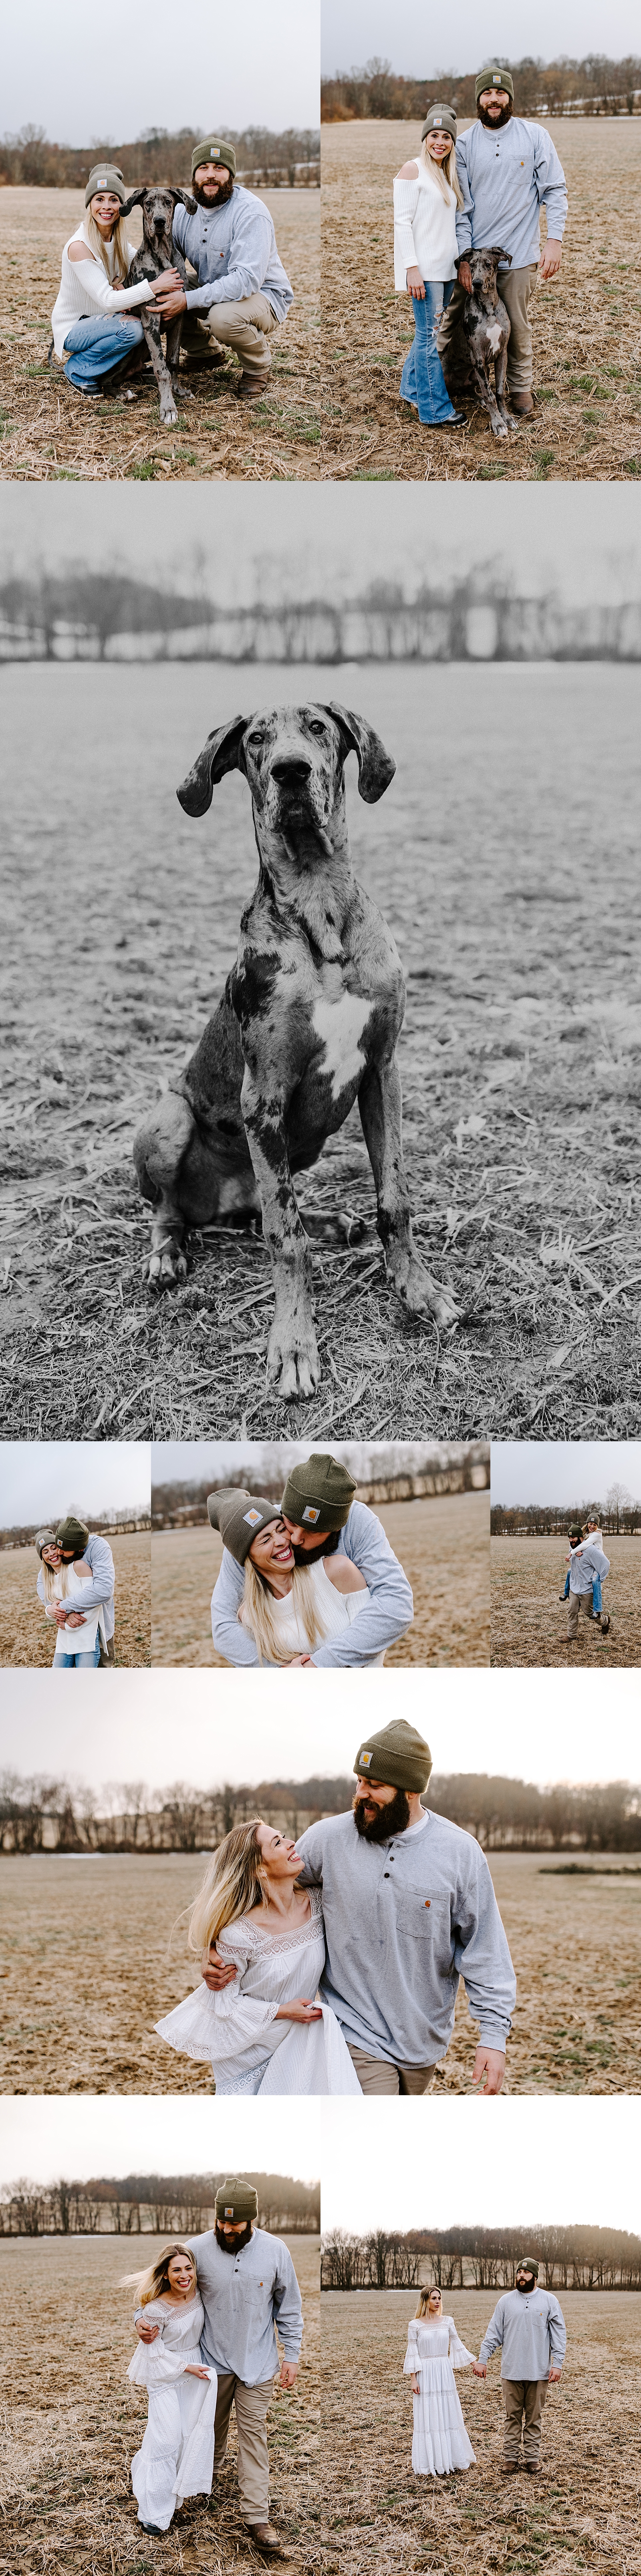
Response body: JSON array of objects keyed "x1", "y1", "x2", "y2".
[
  {"x1": 85, "y1": 209, "x2": 131, "y2": 280},
  {"x1": 420, "y1": 136, "x2": 464, "y2": 210},
  {"x1": 187, "y1": 1817, "x2": 298, "y2": 1955},
  {"x1": 40, "y1": 1557, "x2": 72, "y2": 1600},
  {"x1": 121, "y1": 2241, "x2": 198, "y2": 2308},
  {"x1": 415, "y1": 2285, "x2": 443, "y2": 2318},
  {"x1": 240, "y1": 1557, "x2": 329, "y2": 1666}
]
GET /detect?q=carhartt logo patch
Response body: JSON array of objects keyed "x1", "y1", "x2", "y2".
[
  {"x1": 224, "y1": 2206, "x2": 234, "y2": 2216},
  {"x1": 359, "y1": 1749, "x2": 373, "y2": 1769},
  {"x1": 433, "y1": 116, "x2": 442, "y2": 125},
  {"x1": 302, "y1": 1504, "x2": 320, "y2": 1523},
  {"x1": 243, "y1": 1508, "x2": 263, "y2": 1527},
  {"x1": 424, "y1": 1899, "x2": 431, "y2": 1908}
]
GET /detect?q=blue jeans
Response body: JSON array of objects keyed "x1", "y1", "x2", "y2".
[
  {"x1": 63, "y1": 313, "x2": 145, "y2": 393},
  {"x1": 54, "y1": 1641, "x2": 101, "y2": 1668},
  {"x1": 399, "y1": 280, "x2": 456, "y2": 424}
]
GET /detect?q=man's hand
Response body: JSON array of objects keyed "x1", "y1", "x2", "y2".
[
  {"x1": 65, "y1": 1612, "x2": 87, "y2": 1628},
  {"x1": 548, "y1": 2366, "x2": 562, "y2": 2382},
  {"x1": 406, "y1": 265, "x2": 425, "y2": 300},
  {"x1": 288, "y1": 1655, "x2": 313, "y2": 1667},
  {"x1": 458, "y1": 258, "x2": 473, "y2": 295},
  {"x1": 539, "y1": 240, "x2": 562, "y2": 280},
  {"x1": 279, "y1": 2361, "x2": 298, "y2": 2390},
  {"x1": 136, "y1": 2318, "x2": 160, "y2": 2343},
  {"x1": 274, "y1": 1998, "x2": 323, "y2": 2024},
  {"x1": 153, "y1": 285, "x2": 187, "y2": 320},
  {"x1": 202, "y1": 1946, "x2": 238, "y2": 1992},
  {"x1": 471, "y1": 2046, "x2": 506, "y2": 2096},
  {"x1": 472, "y1": 2361, "x2": 487, "y2": 2378},
  {"x1": 52, "y1": 1605, "x2": 71, "y2": 1626}
]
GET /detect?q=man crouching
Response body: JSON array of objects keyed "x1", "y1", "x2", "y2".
[{"x1": 153, "y1": 134, "x2": 293, "y2": 401}]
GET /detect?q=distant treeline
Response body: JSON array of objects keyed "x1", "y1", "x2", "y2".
[
  {"x1": 491, "y1": 1498, "x2": 641, "y2": 1537},
  {"x1": 153, "y1": 1444, "x2": 489, "y2": 1526},
  {"x1": 0, "y1": 123, "x2": 319, "y2": 190},
  {"x1": 1, "y1": 2171, "x2": 320, "y2": 2238},
  {"x1": 2, "y1": 573, "x2": 641, "y2": 667},
  {"x1": 321, "y1": 52, "x2": 641, "y2": 121},
  {"x1": 2, "y1": 1771, "x2": 639, "y2": 1854},
  {"x1": 321, "y1": 2224, "x2": 641, "y2": 2292},
  {"x1": 0, "y1": 1509, "x2": 151, "y2": 1549}
]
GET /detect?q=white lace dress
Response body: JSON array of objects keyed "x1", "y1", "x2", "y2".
[
  {"x1": 155, "y1": 1888, "x2": 361, "y2": 2096},
  {"x1": 403, "y1": 2317, "x2": 477, "y2": 2477},
  {"x1": 127, "y1": 2292, "x2": 217, "y2": 2531}
]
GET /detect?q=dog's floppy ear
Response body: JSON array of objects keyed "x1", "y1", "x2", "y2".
[
  {"x1": 493, "y1": 246, "x2": 512, "y2": 267},
  {"x1": 119, "y1": 188, "x2": 147, "y2": 217},
  {"x1": 325, "y1": 703, "x2": 396, "y2": 804},
  {"x1": 177, "y1": 716, "x2": 248, "y2": 815},
  {"x1": 173, "y1": 187, "x2": 198, "y2": 213}
]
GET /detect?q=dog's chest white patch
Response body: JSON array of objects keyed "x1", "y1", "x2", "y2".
[
  {"x1": 486, "y1": 323, "x2": 503, "y2": 353},
  {"x1": 312, "y1": 988, "x2": 371, "y2": 1100}
]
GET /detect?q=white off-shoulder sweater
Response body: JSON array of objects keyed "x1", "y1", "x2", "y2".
[
  {"x1": 393, "y1": 161, "x2": 458, "y2": 289},
  {"x1": 51, "y1": 222, "x2": 155, "y2": 359}
]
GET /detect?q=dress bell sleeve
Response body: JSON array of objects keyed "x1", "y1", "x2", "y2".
[
  {"x1": 403, "y1": 2322, "x2": 420, "y2": 2375},
  {"x1": 447, "y1": 2320, "x2": 476, "y2": 2368},
  {"x1": 154, "y1": 1939, "x2": 280, "y2": 2066},
  {"x1": 127, "y1": 2322, "x2": 187, "y2": 2386}
]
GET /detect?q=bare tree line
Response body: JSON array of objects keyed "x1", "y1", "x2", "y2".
[
  {"x1": 2, "y1": 572, "x2": 641, "y2": 667},
  {"x1": 320, "y1": 2224, "x2": 641, "y2": 2292},
  {"x1": 1, "y1": 2171, "x2": 320, "y2": 2239},
  {"x1": 0, "y1": 124, "x2": 319, "y2": 190},
  {"x1": 2, "y1": 1771, "x2": 639, "y2": 1854},
  {"x1": 153, "y1": 1443, "x2": 488, "y2": 1526},
  {"x1": 322, "y1": 54, "x2": 641, "y2": 121},
  {"x1": 492, "y1": 1483, "x2": 641, "y2": 1537},
  {"x1": 0, "y1": 1509, "x2": 151, "y2": 1549}
]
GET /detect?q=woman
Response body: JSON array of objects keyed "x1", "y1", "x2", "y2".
[
  {"x1": 393, "y1": 106, "x2": 466, "y2": 428},
  {"x1": 155, "y1": 1816, "x2": 361, "y2": 2095},
  {"x1": 208, "y1": 1487, "x2": 382, "y2": 1666},
  {"x1": 50, "y1": 161, "x2": 182, "y2": 397},
  {"x1": 35, "y1": 1527, "x2": 105, "y2": 1669},
  {"x1": 404, "y1": 2287, "x2": 476, "y2": 2477},
  {"x1": 124, "y1": 2243, "x2": 216, "y2": 2536}
]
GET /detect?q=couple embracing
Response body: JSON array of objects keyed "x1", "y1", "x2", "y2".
[
  {"x1": 209, "y1": 1451, "x2": 413, "y2": 1668},
  {"x1": 155, "y1": 1719, "x2": 516, "y2": 2097}
]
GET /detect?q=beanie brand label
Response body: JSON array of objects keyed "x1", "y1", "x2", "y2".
[
  {"x1": 302, "y1": 1505, "x2": 320, "y2": 1523},
  {"x1": 224, "y1": 2206, "x2": 234, "y2": 2215},
  {"x1": 243, "y1": 1509, "x2": 263, "y2": 1526},
  {"x1": 359, "y1": 1749, "x2": 373, "y2": 1768},
  {"x1": 433, "y1": 116, "x2": 442, "y2": 124}
]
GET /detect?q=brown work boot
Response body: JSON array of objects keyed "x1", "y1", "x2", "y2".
[
  {"x1": 501, "y1": 2459, "x2": 520, "y2": 2473},
  {"x1": 525, "y1": 2461, "x2": 541, "y2": 2475},
  {"x1": 510, "y1": 389, "x2": 535, "y2": 414},
  {"x1": 245, "y1": 2524, "x2": 282, "y2": 2553},
  {"x1": 235, "y1": 371, "x2": 267, "y2": 401}
]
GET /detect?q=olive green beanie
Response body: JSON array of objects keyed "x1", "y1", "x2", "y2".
[
  {"x1": 354, "y1": 1718, "x2": 433, "y2": 1794},
  {"x1": 191, "y1": 135, "x2": 237, "y2": 179},
  {"x1": 207, "y1": 1488, "x2": 282, "y2": 1566},
  {"x1": 421, "y1": 104, "x2": 457, "y2": 143},
  {"x1": 475, "y1": 64, "x2": 514, "y2": 103},
  {"x1": 216, "y1": 2176, "x2": 258, "y2": 2220},
  {"x1": 56, "y1": 1515, "x2": 89, "y2": 1551},
  {"x1": 34, "y1": 1528, "x2": 56, "y2": 1559},
  {"x1": 518, "y1": 2256, "x2": 540, "y2": 2277},
  {"x1": 85, "y1": 163, "x2": 127, "y2": 207},
  {"x1": 281, "y1": 1452, "x2": 357, "y2": 1532}
]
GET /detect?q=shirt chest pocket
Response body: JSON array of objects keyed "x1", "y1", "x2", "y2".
[{"x1": 395, "y1": 1888, "x2": 451, "y2": 1941}]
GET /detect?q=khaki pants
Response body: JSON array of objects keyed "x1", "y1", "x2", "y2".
[
  {"x1": 503, "y1": 2377, "x2": 548, "y2": 2463},
  {"x1": 347, "y1": 2043, "x2": 436, "y2": 2096},
  {"x1": 214, "y1": 2371, "x2": 274, "y2": 2523},
  {"x1": 181, "y1": 293, "x2": 280, "y2": 380},
  {"x1": 567, "y1": 1588, "x2": 596, "y2": 1639},
  {"x1": 437, "y1": 263, "x2": 539, "y2": 393}
]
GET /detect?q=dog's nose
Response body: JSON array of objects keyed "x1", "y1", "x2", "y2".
[{"x1": 271, "y1": 758, "x2": 312, "y2": 785}]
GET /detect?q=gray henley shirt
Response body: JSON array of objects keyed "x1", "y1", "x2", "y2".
[
  {"x1": 185, "y1": 2226, "x2": 303, "y2": 2382},
  {"x1": 296, "y1": 1808, "x2": 516, "y2": 2062},
  {"x1": 478, "y1": 2286, "x2": 567, "y2": 2378}
]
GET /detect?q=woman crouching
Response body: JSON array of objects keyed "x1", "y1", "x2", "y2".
[
  {"x1": 124, "y1": 2243, "x2": 216, "y2": 2536},
  {"x1": 50, "y1": 161, "x2": 182, "y2": 397}
]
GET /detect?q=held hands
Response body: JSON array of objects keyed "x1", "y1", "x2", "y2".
[
  {"x1": 472, "y1": 2361, "x2": 487, "y2": 2378},
  {"x1": 202, "y1": 1946, "x2": 238, "y2": 1992},
  {"x1": 406, "y1": 265, "x2": 426, "y2": 300},
  {"x1": 471, "y1": 2047, "x2": 506, "y2": 2096},
  {"x1": 539, "y1": 240, "x2": 562, "y2": 280},
  {"x1": 136, "y1": 2318, "x2": 160, "y2": 2343},
  {"x1": 274, "y1": 1997, "x2": 323, "y2": 2023},
  {"x1": 65, "y1": 1612, "x2": 87, "y2": 1628}
]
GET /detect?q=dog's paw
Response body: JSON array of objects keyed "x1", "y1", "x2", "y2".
[
  {"x1": 148, "y1": 1246, "x2": 187, "y2": 1288},
  {"x1": 491, "y1": 420, "x2": 509, "y2": 440},
  {"x1": 159, "y1": 402, "x2": 178, "y2": 427},
  {"x1": 267, "y1": 1317, "x2": 320, "y2": 1401},
  {"x1": 395, "y1": 1263, "x2": 460, "y2": 1330}
]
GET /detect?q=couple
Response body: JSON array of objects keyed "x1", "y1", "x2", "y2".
[
  {"x1": 125, "y1": 2177, "x2": 302, "y2": 2554},
  {"x1": 561, "y1": 1519, "x2": 611, "y2": 1642},
  {"x1": 404, "y1": 2265, "x2": 566, "y2": 2479},
  {"x1": 393, "y1": 62, "x2": 567, "y2": 428},
  {"x1": 209, "y1": 1451, "x2": 413, "y2": 1667},
  {"x1": 35, "y1": 1517, "x2": 115, "y2": 1668},
  {"x1": 155, "y1": 1718, "x2": 516, "y2": 2096},
  {"x1": 50, "y1": 139, "x2": 292, "y2": 403}
]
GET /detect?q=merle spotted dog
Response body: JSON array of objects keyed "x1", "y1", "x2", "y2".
[
  {"x1": 454, "y1": 247, "x2": 518, "y2": 440},
  {"x1": 133, "y1": 703, "x2": 459, "y2": 1400},
  {"x1": 120, "y1": 184, "x2": 197, "y2": 426}
]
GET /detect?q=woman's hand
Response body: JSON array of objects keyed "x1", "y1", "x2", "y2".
[
  {"x1": 274, "y1": 1998, "x2": 323, "y2": 2023},
  {"x1": 149, "y1": 268, "x2": 184, "y2": 297},
  {"x1": 184, "y1": 2363, "x2": 211, "y2": 2378},
  {"x1": 406, "y1": 266, "x2": 425, "y2": 300},
  {"x1": 411, "y1": 2374, "x2": 420, "y2": 2394},
  {"x1": 287, "y1": 1654, "x2": 313, "y2": 1667}
]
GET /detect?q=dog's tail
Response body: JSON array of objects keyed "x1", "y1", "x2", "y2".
[{"x1": 46, "y1": 337, "x2": 56, "y2": 369}]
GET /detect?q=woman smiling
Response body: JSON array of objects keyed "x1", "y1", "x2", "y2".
[{"x1": 50, "y1": 160, "x2": 181, "y2": 396}]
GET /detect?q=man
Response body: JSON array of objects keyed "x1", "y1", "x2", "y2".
[
  {"x1": 210, "y1": 1452, "x2": 413, "y2": 1667},
  {"x1": 36, "y1": 1514, "x2": 116, "y2": 1666},
  {"x1": 473, "y1": 2259, "x2": 566, "y2": 2474},
  {"x1": 562, "y1": 1524, "x2": 610, "y2": 1643},
  {"x1": 152, "y1": 135, "x2": 293, "y2": 402},
  {"x1": 135, "y1": 2176, "x2": 302, "y2": 2556},
  {"x1": 437, "y1": 64, "x2": 568, "y2": 415},
  {"x1": 204, "y1": 1719, "x2": 516, "y2": 2096}
]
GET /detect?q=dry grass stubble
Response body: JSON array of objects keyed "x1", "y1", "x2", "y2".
[
  {"x1": 0, "y1": 188, "x2": 320, "y2": 482},
  {"x1": 320, "y1": 119, "x2": 641, "y2": 482},
  {"x1": 0, "y1": 2233, "x2": 320, "y2": 2575},
  {"x1": 318, "y1": 2291, "x2": 641, "y2": 2574},
  {"x1": 0, "y1": 1534, "x2": 151, "y2": 1666},
  {"x1": 150, "y1": 1493, "x2": 490, "y2": 1666},
  {"x1": 490, "y1": 1537, "x2": 641, "y2": 1666}
]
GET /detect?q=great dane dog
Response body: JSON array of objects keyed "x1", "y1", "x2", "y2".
[
  {"x1": 120, "y1": 185, "x2": 197, "y2": 426},
  {"x1": 133, "y1": 702, "x2": 458, "y2": 1400},
  {"x1": 447, "y1": 248, "x2": 518, "y2": 440}
]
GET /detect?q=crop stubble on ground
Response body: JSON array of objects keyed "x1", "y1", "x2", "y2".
[
  {"x1": 491, "y1": 1536, "x2": 641, "y2": 1666},
  {"x1": 0, "y1": 188, "x2": 320, "y2": 482},
  {"x1": 2, "y1": 660, "x2": 641, "y2": 1441},
  {"x1": 320, "y1": 119, "x2": 641, "y2": 482},
  {"x1": 0, "y1": 2233, "x2": 320, "y2": 2575},
  {"x1": 0, "y1": 1533, "x2": 151, "y2": 1665},
  {"x1": 150, "y1": 1493, "x2": 490, "y2": 1666},
  {"x1": 318, "y1": 2291, "x2": 641, "y2": 2574},
  {"x1": 2, "y1": 1851, "x2": 638, "y2": 2096}
]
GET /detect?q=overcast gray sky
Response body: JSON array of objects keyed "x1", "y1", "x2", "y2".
[
  {"x1": 2, "y1": 487, "x2": 641, "y2": 610},
  {"x1": 322, "y1": 2100, "x2": 641, "y2": 2233},
  {"x1": 5, "y1": 0, "x2": 318, "y2": 143},
  {"x1": 0, "y1": 2096, "x2": 318, "y2": 2187},
  {"x1": 0, "y1": 1442, "x2": 149, "y2": 1525},
  {"x1": 492, "y1": 1443, "x2": 641, "y2": 1508},
  {"x1": 6, "y1": 1666, "x2": 639, "y2": 1788},
  {"x1": 322, "y1": 2, "x2": 639, "y2": 75}
]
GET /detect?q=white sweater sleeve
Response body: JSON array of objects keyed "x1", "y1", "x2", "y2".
[
  {"x1": 393, "y1": 178, "x2": 419, "y2": 284},
  {"x1": 66, "y1": 252, "x2": 155, "y2": 315}
]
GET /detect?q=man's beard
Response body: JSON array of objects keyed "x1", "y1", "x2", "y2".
[
  {"x1": 290, "y1": 1528, "x2": 340, "y2": 1569},
  {"x1": 194, "y1": 174, "x2": 234, "y2": 209},
  {"x1": 516, "y1": 2275, "x2": 535, "y2": 2294},
  {"x1": 353, "y1": 1785, "x2": 411, "y2": 1842},
  {"x1": 478, "y1": 101, "x2": 512, "y2": 128},
  {"x1": 216, "y1": 2220, "x2": 252, "y2": 2254}
]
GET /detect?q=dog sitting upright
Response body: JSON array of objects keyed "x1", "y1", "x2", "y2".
[
  {"x1": 133, "y1": 703, "x2": 459, "y2": 1400},
  {"x1": 447, "y1": 247, "x2": 518, "y2": 440},
  {"x1": 120, "y1": 185, "x2": 196, "y2": 426}
]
